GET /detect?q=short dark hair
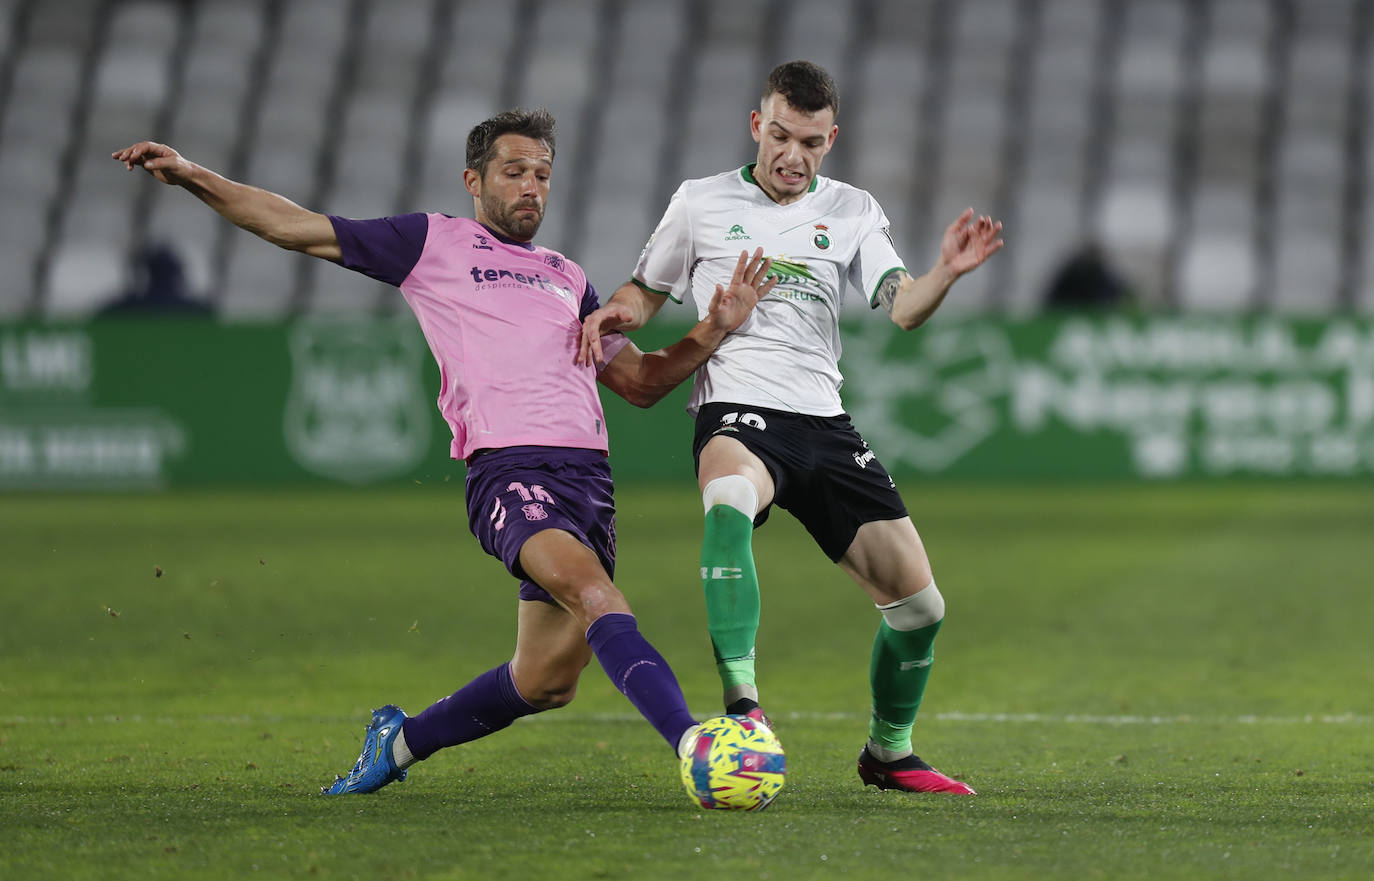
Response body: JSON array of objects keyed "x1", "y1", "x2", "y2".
[
  {"x1": 762, "y1": 60, "x2": 839, "y2": 117},
  {"x1": 465, "y1": 108, "x2": 557, "y2": 176}
]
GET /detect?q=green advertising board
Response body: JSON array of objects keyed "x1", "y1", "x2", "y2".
[
  {"x1": 0, "y1": 318, "x2": 460, "y2": 489},
  {"x1": 2, "y1": 314, "x2": 1372, "y2": 489},
  {"x1": 836, "y1": 315, "x2": 1374, "y2": 480}
]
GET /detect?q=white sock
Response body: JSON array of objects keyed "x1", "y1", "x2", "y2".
[
  {"x1": 391, "y1": 726, "x2": 416, "y2": 769},
  {"x1": 866, "y1": 737, "x2": 913, "y2": 764},
  {"x1": 677, "y1": 723, "x2": 703, "y2": 759},
  {"x1": 724, "y1": 684, "x2": 759, "y2": 707}
]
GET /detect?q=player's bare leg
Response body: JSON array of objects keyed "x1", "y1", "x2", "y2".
[
  {"x1": 696, "y1": 436, "x2": 776, "y2": 728},
  {"x1": 510, "y1": 597, "x2": 593, "y2": 709},
  {"x1": 323, "y1": 601, "x2": 586, "y2": 796},
  {"x1": 323, "y1": 529, "x2": 698, "y2": 796},
  {"x1": 841, "y1": 518, "x2": 975, "y2": 794},
  {"x1": 321, "y1": 609, "x2": 571, "y2": 796},
  {"x1": 361, "y1": 554, "x2": 606, "y2": 791},
  {"x1": 518, "y1": 529, "x2": 699, "y2": 754}
]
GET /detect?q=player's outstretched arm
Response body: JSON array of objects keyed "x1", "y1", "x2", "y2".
[
  {"x1": 876, "y1": 208, "x2": 1004, "y2": 331},
  {"x1": 596, "y1": 249, "x2": 776, "y2": 408},
  {"x1": 112, "y1": 141, "x2": 341, "y2": 262}
]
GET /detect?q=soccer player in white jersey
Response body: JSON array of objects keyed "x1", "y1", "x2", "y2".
[
  {"x1": 114, "y1": 108, "x2": 777, "y2": 801},
  {"x1": 581, "y1": 61, "x2": 1003, "y2": 794}
]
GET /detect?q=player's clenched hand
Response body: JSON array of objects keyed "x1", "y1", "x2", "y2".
[
  {"x1": 938, "y1": 208, "x2": 1004, "y2": 279},
  {"x1": 706, "y1": 248, "x2": 776, "y2": 333},
  {"x1": 111, "y1": 141, "x2": 195, "y2": 186},
  {"x1": 579, "y1": 301, "x2": 639, "y2": 367}
]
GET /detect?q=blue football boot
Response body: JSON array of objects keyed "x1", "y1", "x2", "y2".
[{"x1": 321, "y1": 705, "x2": 408, "y2": 795}]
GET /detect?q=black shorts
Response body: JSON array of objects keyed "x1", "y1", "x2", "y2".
[{"x1": 691, "y1": 402, "x2": 908, "y2": 562}]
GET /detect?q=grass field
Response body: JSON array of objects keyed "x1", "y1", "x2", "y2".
[{"x1": 1, "y1": 482, "x2": 1371, "y2": 880}]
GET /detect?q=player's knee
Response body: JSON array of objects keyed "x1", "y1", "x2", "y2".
[
  {"x1": 525, "y1": 677, "x2": 579, "y2": 710},
  {"x1": 562, "y1": 580, "x2": 631, "y2": 627},
  {"x1": 876, "y1": 580, "x2": 945, "y2": 630},
  {"x1": 702, "y1": 474, "x2": 758, "y2": 517}
]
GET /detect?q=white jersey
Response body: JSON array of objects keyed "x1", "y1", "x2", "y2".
[{"x1": 633, "y1": 165, "x2": 905, "y2": 416}]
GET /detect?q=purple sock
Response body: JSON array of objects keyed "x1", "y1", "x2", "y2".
[
  {"x1": 401, "y1": 662, "x2": 539, "y2": 760},
  {"x1": 585, "y1": 612, "x2": 697, "y2": 751}
]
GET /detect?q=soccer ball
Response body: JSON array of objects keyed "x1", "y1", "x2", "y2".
[{"x1": 679, "y1": 714, "x2": 786, "y2": 811}]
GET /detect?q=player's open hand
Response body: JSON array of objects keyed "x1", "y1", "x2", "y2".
[
  {"x1": 706, "y1": 248, "x2": 776, "y2": 334},
  {"x1": 579, "y1": 301, "x2": 641, "y2": 367},
  {"x1": 111, "y1": 141, "x2": 195, "y2": 186},
  {"x1": 938, "y1": 208, "x2": 1004, "y2": 279}
]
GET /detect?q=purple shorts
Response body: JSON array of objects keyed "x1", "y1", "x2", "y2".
[{"x1": 464, "y1": 446, "x2": 617, "y2": 604}]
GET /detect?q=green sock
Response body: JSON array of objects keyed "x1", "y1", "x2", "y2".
[
  {"x1": 700, "y1": 504, "x2": 761, "y2": 696},
  {"x1": 868, "y1": 617, "x2": 942, "y2": 755}
]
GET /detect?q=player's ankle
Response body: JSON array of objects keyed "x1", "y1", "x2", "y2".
[
  {"x1": 865, "y1": 739, "x2": 913, "y2": 764},
  {"x1": 723, "y1": 684, "x2": 758, "y2": 707},
  {"x1": 392, "y1": 725, "x2": 417, "y2": 769}
]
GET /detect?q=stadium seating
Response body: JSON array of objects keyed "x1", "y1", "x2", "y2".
[{"x1": 0, "y1": 0, "x2": 1368, "y2": 317}]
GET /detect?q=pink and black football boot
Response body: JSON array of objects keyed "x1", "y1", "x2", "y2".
[{"x1": 857, "y1": 746, "x2": 976, "y2": 795}]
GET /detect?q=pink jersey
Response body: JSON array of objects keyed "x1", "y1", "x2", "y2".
[{"x1": 329, "y1": 213, "x2": 628, "y2": 460}]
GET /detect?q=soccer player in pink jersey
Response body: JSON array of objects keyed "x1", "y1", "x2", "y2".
[{"x1": 113, "y1": 107, "x2": 776, "y2": 799}]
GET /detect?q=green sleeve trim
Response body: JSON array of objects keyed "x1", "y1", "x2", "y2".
[
  {"x1": 869, "y1": 267, "x2": 907, "y2": 307},
  {"x1": 632, "y1": 277, "x2": 680, "y2": 304}
]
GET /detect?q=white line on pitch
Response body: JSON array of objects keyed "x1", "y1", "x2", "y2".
[
  {"x1": 530, "y1": 710, "x2": 1374, "y2": 726},
  {"x1": 2, "y1": 711, "x2": 1370, "y2": 726}
]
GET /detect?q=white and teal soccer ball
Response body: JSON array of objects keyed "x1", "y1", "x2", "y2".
[{"x1": 679, "y1": 714, "x2": 786, "y2": 811}]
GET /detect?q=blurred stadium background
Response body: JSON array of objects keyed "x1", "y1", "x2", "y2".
[
  {"x1": 1, "y1": 0, "x2": 1373, "y2": 488},
  {"x1": 3, "y1": 0, "x2": 1371, "y2": 316}
]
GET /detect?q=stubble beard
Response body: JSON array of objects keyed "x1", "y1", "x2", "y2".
[{"x1": 483, "y1": 192, "x2": 543, "y2": 242}]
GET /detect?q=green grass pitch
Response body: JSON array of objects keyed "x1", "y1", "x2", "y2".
[{"x1": 1, "y1": 482, "x2": 1370, "y2": 880}]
